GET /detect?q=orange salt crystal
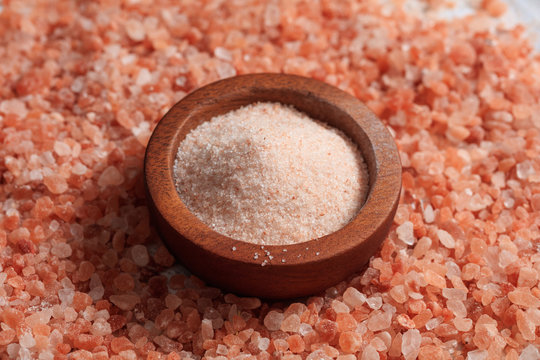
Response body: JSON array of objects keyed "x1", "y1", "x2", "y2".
[
  {"x1": 287, "y1": 334, "x2": 305, "y2": 353},
  {"x1": 338, "y1": 331, "x2": 362, "y2": 354},
  {"x1": 482, "y1": 0, "x2": 507, "y2": 17}
]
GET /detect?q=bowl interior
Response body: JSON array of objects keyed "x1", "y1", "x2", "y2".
[{"x1": 170, "y1": 89, "x2": 377, "y2": 213}]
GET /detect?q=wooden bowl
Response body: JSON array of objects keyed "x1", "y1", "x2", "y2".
[{"x1": 144, "y1": 74, "x2": 401, "y2": 299}]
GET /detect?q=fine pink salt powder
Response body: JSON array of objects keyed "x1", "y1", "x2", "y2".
[{"x1": 174, "y1": 102, "x2": 369, "y2": 245}]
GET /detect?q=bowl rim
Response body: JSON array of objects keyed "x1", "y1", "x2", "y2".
[{"x1": 144, "y1": 73, "x2": 401, "y2": 268}]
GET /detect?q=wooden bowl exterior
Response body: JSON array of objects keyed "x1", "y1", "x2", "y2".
[{"x1": 144, "y1": 74, "x2": 401, "y2": 299}]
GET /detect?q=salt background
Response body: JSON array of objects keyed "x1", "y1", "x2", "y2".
[{"x1": 1, "y1": 0, "x2": 540, "y2": 359}]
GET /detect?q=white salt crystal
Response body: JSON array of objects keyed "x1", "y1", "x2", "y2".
[
  {"x1": 425, "y1": 317, "x2": 443, "y2": 330},
  {"x1": 467, "y1": 349, "x2": 487, "y2": 360},
  {"x1": 516, "y1": 161, "x2": 534, "y2": 180},
  {"x1": 361, "y1": 345, "x2": 380, "y2": 360},
  {"x1": 175, "y1": 76, "x2": 186, "y2": 87},
  {"x1": 442, "y1": 288, "x2": 466, "y2": 301},
  {"x1": 38, "y1": 351, "x2": 54, "y2": 360},
  {"x1": 263, "y1": 310, "x2": 284, "y2": 331},
  {"x1": 299, "y1": 323, "x2": 313, "y2": 336},
  {"x1": 520, "y1": 344, "x2": 540, "y2": 360},
  {"x1": 366, "y1": 296, "x2": 382, "y2": 310},
  {"x1": 214, "y1": 47, "x2": 232, "y2": 61},
  {"x1": 264, "y1": 4, "x2": 281, "y2": 27},
  {"x1": 19, "y1": 333, "x2": 36, "y2": 348},
  {"x1": 53, "y1": 141, "x2": 71, "y2": 157},
  {"x1": 88, "y1": 286, "x2": 105, "y2": 301},
  {"x1": 499, "y1": 250, "x2": 518, "y2": 268},
  {"x1": 257, "y1": 337, "x2": 270, "y2": 351},
  {"x1": 131, "y1": 245, "x2": 150, "y2": 266},
  {"x1": 437, "y1": 229, "x2": 455, "y2": 248},
  {"x1": 307, "y1": 350, "x2": 332, "y2": 360},
  {"x1": 98, "y1": 166, "x2": 124, "y2": 187},
  {"x1": 343, "y1": 287, "x2": 366, "y2": 309},
  {"x1": 216, "y1": 344, "x2": 228, "y2": 355},
  {"x1": 58, "y1": 288, "x2": 74, "y2": 305},
  {"x1": 331, "y1": 300, "x2": 349, "y2": 313},
  {"x1": 72, "y1": 162, "x2": 88, "y2": 176},
  {"x1": 447, "y1": 300, "x2": 467, "y2": 318},
  {"x1": 367, "y1": 310, "x2": 392, "y2": 332},
  {"x1": 125, "y1": 19, "x2": 145, "y2": 41},
  {"x1": 423, "y1": 204, "x2": 435, "y2": 223},
  {"x1": 136, "y1": 68, "x2": 152, "y2": 86},
  {"x1": 401, "y1": 329, "x2": 421, "y2": 360},
  {"x1": 6, "y1": 343, "x2": 19, "y2": 358},
  {"x1": 396, "y1": 221, "x2": 415, "y2": 245},
  {"x1": 0, "y1": 99, "x2": 27, "y2": 118},
  {"x1": 49, "y1": 220, "x2": 59, "y2": 232}
]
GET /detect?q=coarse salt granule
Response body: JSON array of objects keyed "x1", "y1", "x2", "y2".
[{"x1": 174, "y1": 102, "x2": 369, "y2": 245}]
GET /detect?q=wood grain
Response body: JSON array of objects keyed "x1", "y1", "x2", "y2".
[{"x1": 144, "y1": 73, "x2": 401, "y2": 299}]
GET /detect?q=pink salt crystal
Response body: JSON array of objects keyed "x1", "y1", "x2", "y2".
[
  {"x1": 165, "y1": 294, "x2": 182, "y2": 310},
  {"x1": 436, "y1": 229, "x2": 455, "y2": 249},
  {"x1": 119, "y1": 350, "x2": 137, "y2": 360},
  {"x1": 396, "y1": 221, "x2": 415, "y2": 245},
  {"x1": 331, "y1": 300, "x2": 349, "y2": 313},
  {"x1": 517, "y1": 268, "x2": 538, "y2": 288},
  {"x1": 447, "y1": 300, "x2": 467, "y2": 318},
  {"x1": 366, "y1": 296, "x2": 382, "y2": 310},
  {"x1": 508, "y1": 288, "x2": 540, "y2": 308},
  {"x1": 402, "y1": 329, "x2": 421, "y2": 360},
  {"x1": 389, "y1": 285, "x2": 407, "y2": 303},
  {"x1": 6, "y1": 344, "x2": 19, "y2": 358},
  {"x1": 0, "y1": 98, "x2": 27, "y2": 117},
  {"x1": 71, "y1": 162, "x2": 87, "y2": 176},
  {"x1": 442, "y1": 288, "x2": 467, "y2": 301},
  {"x1": 263, "y1": 311, "x2": 284, "y2": 331},
  {"x1": 98, "y1": 166, "x2": 124, "y2": 187},
  {"x1": 64, "y1": 307, "x2": 77, "y2": 322},
  {"x1": 258, "y1": 337, "x2": 270, "y2": 351},
  {"x1": 367, "y1": 310, "x2": 392, "y2": 332},
  {"x1": 342, "y1": 287, "x2": 366, "y2": 308},
  {"x1": 131, "y1": 245, "x2": 149, "y2": 267},
  {"x1": 337, "y1": 356, "x2": 356, "y2": 360},
  {"x1": 280, "y1": 314, "x2": 300, "y2": 333},
  {"x1": 425, "y1": 317, "x2": 443, "y2": 331},
  {"x1": 284, "y1": 303, "x2": 307, "y2": 317},
  {"x1": 51, "y1": 243, "x2": 72, "y2": 258},
  {"x1": 174, "y1": 102, "x2": 367, "y2": 245},
  {"x1": 413, "y1": 237, "x2": 432, "y2": 258},
  {"x1": 362, "y1": 345, "x2": 380, "y2": 360},
  {"x1": 78, "y1": 261, "x2": 95, "y2": 282},
  {"x1": 125, "y1": 19, "x2": 146, "y2": 41},
  {"x1": 53, "y1": 141, "x2": 71, "y2": 157},
  {"x1": 520, "y1": 345, "x2": 540, "y2": 360},
  {"x1": 515, "y1": 309, "x2": 535, "y2": 341},
  {"x1": 19, "y1": 333, "x2": 36, "y2": 348},
  {"x1": 424, "y1": 270, "x2": 446, "y2": 289},
  {"x1": 136, "y1": 69, "x2": 152, "y2": 87},
  {"x1": 58, "y1": 288, "x2": 74, "y2": 305},
  {"x1": 370, "y1": 337, "x2": 387, "y2": 352},
  {"x1": 91, "y1": 318, "x2": 112, "y2": 336},
  {"x1": 44, "y1": 175, "x2": 68, "y2": 194},
  {"x1": 109, "y1": 294, "x2": 140, "y2": 311},
  {"x1": 453, "y1": 317, "x2": 473, "y2": 332},
  {"x1": 467, "y1": 350, "x2": 488, "y2": 360},
  {"x1": 298, "y1": 323, "x2": 314, "y2": 336},
  {"x1": 201, "y1": 319, "x2": 214, "y2": 340}
]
